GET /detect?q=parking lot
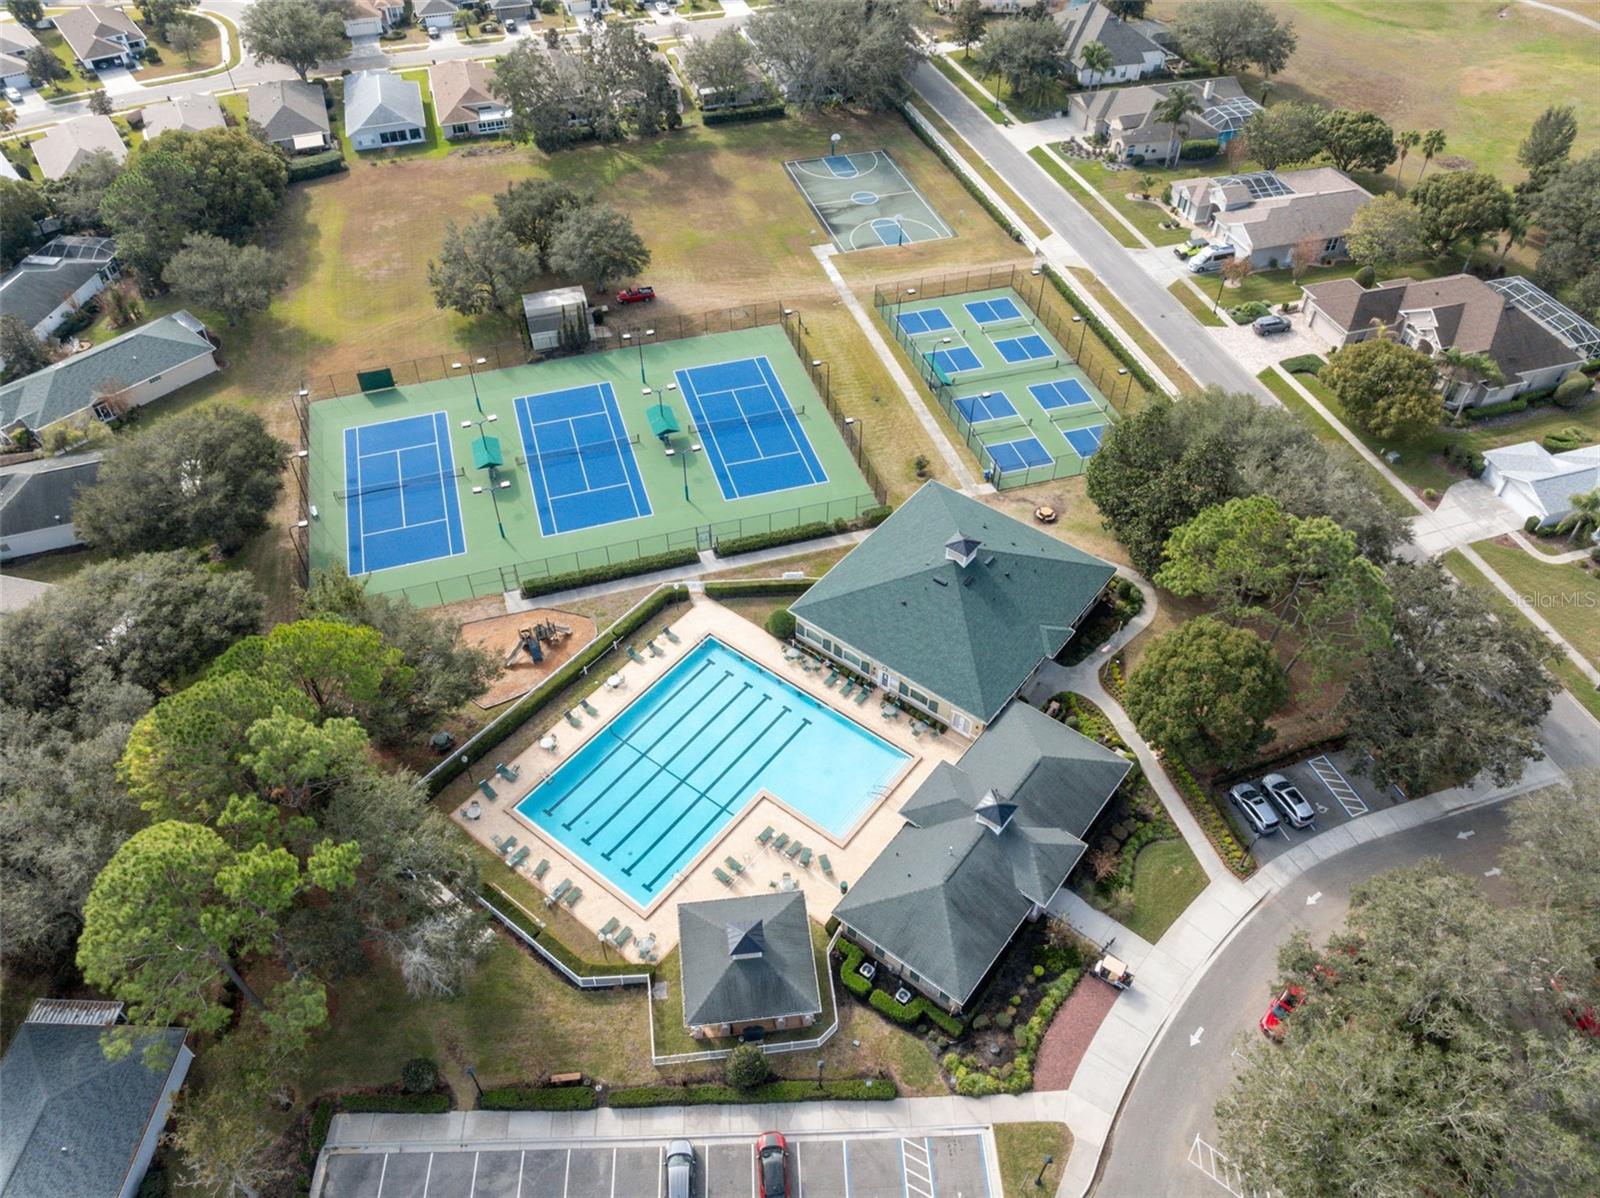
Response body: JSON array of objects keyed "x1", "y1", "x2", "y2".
[
  {"x1": 317, "y1": 1132, "x2": 992, "y2": 1198},
  {"x1": 1222, "y1": 750, "x2": 1398, "y2": 865}
]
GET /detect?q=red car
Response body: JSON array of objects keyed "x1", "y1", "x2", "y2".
[
  {"x1": 755, "y1": 1131, "x2": 790, "y2": 1198},
  {"x1": 616, "y1": 285, "x2": 656, "y2": 304},
  {"x1": 1259, "y1": 985, "x2": 1304, "y2": 1041}
]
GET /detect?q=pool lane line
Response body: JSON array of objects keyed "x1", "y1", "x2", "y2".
[
  {"x1": 639, "y1": 715, "x2": 812, "y2": 891},
  {"x1": 599, "y1": 694, "x2": 776, "y2": 859},
  {"x1": 575, "y1": 679, "x2": 753, "y2": 839},
  {"x1": 541, "y1": 658, "x2": 720, "y2": 816}
]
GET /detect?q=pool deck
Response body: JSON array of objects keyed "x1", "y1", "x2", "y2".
[{"x1": 451, "y1": 595, "x2": 964, "y2": 961}]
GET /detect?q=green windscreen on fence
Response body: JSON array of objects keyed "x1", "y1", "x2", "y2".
[{"x1": 357, "y1": 367, "x2": 396, "y2": 393}]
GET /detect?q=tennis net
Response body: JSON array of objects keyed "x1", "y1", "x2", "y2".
[
  {"x1": 984, "y1": 356, "x2": 1061, "y2": 382},
  {"x1": 529, "y1": 432, "x2": 642, "y2": 464},
  {"x1": 335, "y1": 466, "x2": 464, "y2": 500},
  {"x1": 691, "y1": 406, "x2": 806, "y2": 435}
]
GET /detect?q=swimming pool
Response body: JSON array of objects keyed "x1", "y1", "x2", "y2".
[{"x1": 514, "y1": 637, "x2": 910, "y2": 908}]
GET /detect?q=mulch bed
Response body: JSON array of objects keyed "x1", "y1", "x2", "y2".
[{"x1": 1031, "y1": 979, "x2": 1120, "y2": 1091}]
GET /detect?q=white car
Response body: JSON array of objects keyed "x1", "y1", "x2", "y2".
[
  {"x1": 3, "y1": 85, "x2": 23, "y2": 104},
  {"x1": 655, "y1": 1, "x2": 671, "y2": 14}
]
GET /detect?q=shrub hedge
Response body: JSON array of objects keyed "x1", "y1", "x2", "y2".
[
  {"x1": 481, "y1": 882, "x2": 649, "y2": 978},
  {"x1": 426, "y1": 586, "x2": 688, "y2": 792},
  {"x1": 1041, "y1": 265, "x2": 1161, "y2": 396},
  {"x1": 702, "y1": 578, "x2": 814, "y2": 599},
  {"x1": 481, "y1": 1085, "x2": 599, "y2": 1111},
  {"x1": 765, "y1": 609, "x2": 796, "y2": 639},
  {"x1": 339, "y1": 1092, "x2": 451, "y2": 1114},
  {"x1": 837, "y1": 940, "x2": 964, "y2": 1035},
  {"x1": 609, "y1": 1079, "x2": 896, "y2": 1107},
  {"x1": 1164, "y1": 757, "x2": 1255, "y2": 877},
  {"x1": 1554, "y1": 371, "x2": 1593, "y2": 408},
  {"x1": 703, "y1": 102, "x2": 786, "y2": 125},
  {"x1": 287, "y1": 150, "x2": 347, "y2": 183},
  {"x1": 1180, "y1": 138, "x2": 1220, "y2": 160},
  {"x1": 1279, "y1": 354, "x2": 1324, "y2": 375},
  {"x1": 521, "y1": 548, "x2": 700, "y2": 598},
  {"x1": 1542, "y1": 425, "x2": 1588, "y2": 452},
  {"x1": 1465, "y1": 396, "x2": 1528, "y2": 421},
  {"x1": 942, "y1": 968, "x2": 1081, "y2": 1096},
  {"x1": 1229, "y1": 301, "x2": 1272, "y2": 325},
  {"x1": 900, "y1": 105, "x2": 1028, "y2": 242},
  {"x1": 714, "y1": 521, "x2": 832, "y2": 557}
]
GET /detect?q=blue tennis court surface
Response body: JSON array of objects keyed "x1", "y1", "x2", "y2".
[
  {"x1": 955, "y1": 390, "x2": 1016, "y2": 424},
  {"x1": 676, "y1": 356, "x2": 827, "y2": 501},
  {"x1": 514, "y1": 382, "x2": 652, "y2": 537},
  {"x1": 343, "y1": 412, "x2": 466, "y2": 576},
  {"x1": 927, "y1": 345, "x2": 983, "y2": 375},
  {"x1": 965, "y1": 297, "x2": 1023, "y2": 325},
  {"x1": 994, "y1": 334, "x2": 1054, "y2": 364},
  {"x1": 897, "y1": 307, "x2": 954, "y2": 336},
  {"x1": 1031, "y1": 378, "x2": 1096, "y2": 410},
  {"x1": 1064, "y1": 424, "x2": 1107, "y2": 458},
  {"x1": 986, "y1": 435, "x2": 1052, "y2": 473}
]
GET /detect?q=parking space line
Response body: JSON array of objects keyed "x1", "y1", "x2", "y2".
[
  {"x1": 1307, "y1": 755, "x2": 1367, "y2": 817},
  {"x1": 424, "y1": 1154, "x2": 435, "y2": 1196},
  {"x1": 842, "y1": 1139, "x2": 852, "y2": 1198},
  {"x1": 1187, "y1": 1135, "x2": 1274, "y2": 1198},
  {"x1": 901, "y1": 1138, "x2": 933, "y2": 1198},
  {"x1": 517, "y1": 1151, "x2": 525, "y2": 1198},
  {"x1": 470, "y1": 1152, "x2": 479, "y2": 1197},
  {"x1": 377, "y1": 1154, "x2": 389, "y2": 1197},
  {"x1": 657, "y1": 1145, "x2": 663, "y2": 1198},
  {"x1": 610, "y1": 1147, "x2": 617, "y2": 1198},
  {"x1": 563, "y1": 1147, "x2": 572, "y2": 1198},
  {"x1": 924, "y1": 1138, "x2": 936, "y2": 1198}
]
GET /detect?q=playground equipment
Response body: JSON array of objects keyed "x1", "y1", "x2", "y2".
[{"x1": 504, "y1": 621, "x2": 573, "y2": 667}]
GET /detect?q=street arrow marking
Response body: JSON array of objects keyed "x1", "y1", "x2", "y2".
[
  {"x1": 1457, "y1": 829, "x2": 1476, "y2": 840},
  {"x1": 1484, "y1": 867, "x2": 1502, "y2": 877},
  {"x1": 1190, "y1": 1027, "x2": 1205, "y2": 1047},
  {"x1": 1305, "y1": 892, "x2": 1322, "y2": 906}
]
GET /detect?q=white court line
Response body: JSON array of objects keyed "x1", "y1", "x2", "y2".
[{"x1": 597, "y1": 381, "x2": 647, "y2": 518}]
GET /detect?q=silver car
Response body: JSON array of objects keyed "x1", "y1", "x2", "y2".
[
  {"x1": 1228, "y1": 782, "x2": 1281, "y2": 837},
  {"x1": 1262, "y1": 773, "x2": 1315, "y2": 828},
  {"x1": 665, "y1": 1139, "x2": 695, "y2": 1198}
]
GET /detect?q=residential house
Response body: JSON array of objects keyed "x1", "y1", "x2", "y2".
[
  {"x1": 415, "y1": 0, "x2": 460, "y2": 29},
  {"x1": 344, "y1": 69, "x2": 426, "y2": 150},
  {"x1": 1059, "y1": 1, "x2": 1166, "y2": 87},
  {"x1": 53, "y1": 4, "x2": 146, "y2": 72},
  {"x1": 0, "y1": 311, "x2": 218, "y2": 448},
  {"x1": 1172, "y1": 167, "x2": 1372, "y2": 268},
  {"x1": 0, "y1": 453, "x2": 101, "y2": 562},
  {"x1": 1300, "y1": 273, "x2": 1594, "y2": 408},
  {"x1": 246, "y1": 79, "x2": 332, "y2": 153},
  {"x1": 676, "y1": 892, "x2": 823, "y2": 1039},
  {"x1": 0, "y1": 1000, "x2": 193, "y2": 1198},
  {"x1": 522, "y1": 285, "x2": 592, "y2": 352},
  {"x1": 0, "y1": 23, "x2": 40, "y2": 91},
  {"x1": 342, "y1": 0, "x2": 406, "y2": 39},
  {"x1": 1068, "y1": 76, "x2": 1260, "y2": 165},
  {"x1": 0, "y1": 236, "x2": 119, "y2": 348},
  {"x1": 834, "y1": 702, "x2": 1132, "y2": 1012},
  {"x1": 1480, "y1": 443, "x2": 1600, "y2": 531},
  {"x1": 789, "y1": 481, "x2": 1116, "y2": 739},
  {"x1": 0, "y1": 155, "x2": 19, "y2": 181},
  {"x1": 431, "y1": 60, "x2": 508, "y2": 140},
  {"x1": 487, "y1": 0, "x2": 535, "y2": 22},
  {"x1": 139, "y1": 94, "x2": 224, "y2": 139},
  {"x1": 932, "y1": 0, "x2": 1029, "y2": 12},
  {"x1": 32, "y1": 114, "x2": 127, "y2": 180}
]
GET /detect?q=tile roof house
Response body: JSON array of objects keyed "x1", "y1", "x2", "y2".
[
  {"x1": 1058, "y1": 1, "x2": 1167, "y2": 87},
  {"x1": 1480, "y1": 443, "x2": 1600, "y2": 531},
  {"x1": 0, "y1": 236, "x2": 119, "y2": 346},
  {"x1": 0, "y1": 1001, "x2": 192, "y2": 1198},
  {"x1": 1068, "y1": 76, "x2": 1260, "y2": 165},
  {"x1": 53, "y1": 4, "x2": 146, "y2": 72},
  {"x1": 344, "y1": 69, "x2": 426, "y2": 151},
  {"x1": 32, "y1": 115, "x2": 128, "y2": 181},
  {"x1": 431, "y1": 60, "x2": 509, "y2": 140},
  {"x1": 414, "y1": 0, "x2": 460, "y2": 29},
  {"x1": 0, "y1": 311, "x2": 217, "y2": 447},
  {"x1": 677, "y1": 891, "x2": 823, "y2": 1038},
  {"x1": 1301, "y1": 273, "x2": 1590, "y2": 409},
  {"x1": 0, "y1": 452, "x2": 100, "y2": 562},
  {"x1": 1172, "y1": 167, "x2": 1372, "y2": 268},
  {"x1": 139, "y1": 94, "x2": 224, "y2": 139},
  {"x1": 342, "y1": 0, "x2": 406, "y2": 39},
  {"x1": 835, "y1": 702, "x2": 1132, "y2": 1012},
  {"x1": 246, "y1": 79, "x2": 332, "y2": 152},
  {"x1": 0, "y1": 23, "x2": 40, "y2": 90},
  {"x1": 790, "y1": 481, "x2": 1116, "y2": 739}
]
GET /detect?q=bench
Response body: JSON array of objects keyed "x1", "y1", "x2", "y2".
[{"x1": 549, "y1": 1072, "x2": 584, "y2": 1086}]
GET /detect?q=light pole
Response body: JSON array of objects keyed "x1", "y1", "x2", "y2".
[
  {"x1": 844, "y1": 416, "x2": 863, "y2": 465},
  {"x1": 896, "y1": 286, "x2": 917, "y2": 323},
  {"x1": 810, "y1": 358, "x2": 830, "y2": 398},
  {"x1": 816, "y1": 1058, "x2": 825, "y2": 1091},
  {"x1": 465, "y1": 1065, "x2": 484, "y2": 1104},
  {"x1": 462, "y1": 413, "x2": 507, "y2": 540},
  {"x1": 453, "y1": 355, "x2": 488, "y2": 415},
  {"x1": 623, "y1": 328, "x2": 654, "y2": 384},
  {"x1": 459, "y1": 753, "x2": 478, "y2": 786},
  {"x1": 1033, "y1": 1155, "x2": 1054, "y2": 1187}
]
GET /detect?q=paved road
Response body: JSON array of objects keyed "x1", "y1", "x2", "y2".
[{"x1": 907, "y1": 61, "x2": 1269, "y2": 402}]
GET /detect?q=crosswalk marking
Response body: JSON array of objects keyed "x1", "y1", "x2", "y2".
[
  {"x1": 1307, "y1": 755, "x2": 1368, "y2": 817},
  {"x1": 1187, "y1": 1135, "x2": 1275, "y2": 1198}
]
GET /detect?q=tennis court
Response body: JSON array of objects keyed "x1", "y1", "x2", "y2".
[
  {"x1": 1030, "y1": 378, "x2": 1096, "y2": 411},
  {"x1": 993, "y1": 333, "x2": 1055, "y2": 364},
  {"x1": 513, "y1": 382, "x2": 652, "y2": 536},
  {"x1": 1062, "y1": 423, "x2": 1107, "y2": 458},
  {"x1": 342, "y1": 412, "x2": 467, "y2": 575},
  {"x1": 307, "y1": 324, "x2": 879, "y2": 605},
  {"x1": 954, "y1": 389, "x2": 1017, "y2": 424},
  {"x1": 964, "y1": 296, "x2": 1023, "y2": 325},
  {"x1": 986, "y1": 435, "x2": 1053, "y2": 473},
  {"x1": 895, "y1": 307, "x2": 954, "y2": 337},
  {"x1": 785, "y1": 149, "x2": 954, "y2": 252}
]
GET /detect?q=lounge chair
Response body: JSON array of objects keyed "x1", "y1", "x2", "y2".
[
  {"x1": 825, "y1": 669, "x2": 840, "y2": 688},
  {"x1": 798, "y1": 847, "x2": 812, "y2": 868},
  {"x1": 613, "y1": 927, "x2": 633, "y2": 949},
  {"x1": 725, "y1": 856, "x2": 745, "y2": 875},
  {"x1": 532, "y1": 858, "x2": 550, "y2": 881},
  {"x1": 580, "y1": 698, "x2": 599, "y2": 717},
  {"x1": 662, "y1": 626, "x2": 681, "y2": 644},
  {"x1": 546, "y1": 879, "x2": 571, "y2": 906},
  {"x1": 647, "y1": 640, "x2": 663, "y2": 657},
  {"x1": 637, "y1": 933, "x2": 657, "y2": 959},
  {"x1": 714, "y1": 866, "x2": 734, "y2": 886},
  {"x1": 508, "y1": 846, "x2": 530, "y2": 869},
  {"x1": 477, "y1": 778, "x2": 498, "y2": 801},
  {"x1": 490, "y1": 833, "x2": 507, "y2": 852},
  {"x1": 785, "y1": 841, "x2": 803, "y2": 861},
  {"x1": 772, "y1": 832, "x2": 790, "y2": 852},
  {"x1": 840, "y1": 680, "x2": 857, "y2": 699},
  {"x1": 854, "y1": 687, "x2": 870, "y2": 705},
  {"x1": 819, "y1": 854, "x2": 833, "y2": 876},
  {"x1": 598, "y1": 917, "x2": 620, "y2": 940},
  {"x1": 757, "y1": 826, "x2": 774, "y2": 845},
  {"x1": 627, "y1": 645, "x2": 645, "y2": 663},
  {"x1": 911, "y1": 722, "x2": 924, "y2": 738},
  {"x1": 494, "y1": 762, "x2": 520, "y2": 783},
  {"x1": 565, "y1": 710, "x2": 582, "y2": 728},
  {"x1": 495, "y1": 836, "x2": 518, "y2": 857},
  {"x1": 563, "y1": 886, "x2": 581, "y2": 907}
]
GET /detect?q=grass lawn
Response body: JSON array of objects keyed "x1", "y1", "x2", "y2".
[
  {"x1": 1058, "y1": 156, "x2": 1193, "y2": 247},
  {"x1": 1470, "y1": 540, "x2": 1600, "y2": 666},
  {"x1": 1147, "y1": 0, "x2": 1600, "y2": 186},
  {"x1": 130, "y1": 10, "x2": 221, "y2": 80},
  {"x1": 1027, "y1": 148, "x2": 1137, "y2": 250},
  {"x1": 1441, "y1": 549, "x2": 1600, "y2": 724},
  {"x1": 1069, "y1": 266, "x2": 1196, "y2": 395},
  {"x1": 993, "y1": 1122, "x2": 1073, "y2": 1198},
  {"x1": 948, "y1": 48, "x2": 1071, "y2": 121},
  {"x1": 31, "y1": 29, "x2": 102, "y2": 96},
  {"x1": 1122, "y1": 838, "x2": 1209, "y2": 943},
  {"x1": 1167, "y1": 279, "x2": 1226, "y2": 327}
]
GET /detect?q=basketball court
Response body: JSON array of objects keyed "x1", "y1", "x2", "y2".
[{"x1": 785, "y1": 149, "x2": 954, "y2": 252}]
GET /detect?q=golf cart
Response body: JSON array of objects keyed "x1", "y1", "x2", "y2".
[{"x1": 1089, "y1": 952, "x2": 1134, "y2": 991}]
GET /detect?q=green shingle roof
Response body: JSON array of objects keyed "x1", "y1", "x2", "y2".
[
  {"x1": 677, "y1": 891, "x2": 821, "y2": 1028},
  {"x1": 790, "y1": 482, "x2": 1115, "y2": 722},
  {"x1": 835, "y1": 703, "x2": 1130, "y2": 1006}
]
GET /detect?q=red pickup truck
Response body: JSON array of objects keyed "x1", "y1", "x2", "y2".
[{"x1": 616, "y1": 286, "x2": 656, "y2": 304}]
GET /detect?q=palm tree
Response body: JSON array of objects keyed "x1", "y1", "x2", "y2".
[
  {"x1": 1555, "y1": 489, "x2": 1600, "y2": 546},
  {"x1": 1496, "y1": 211, "x2": 1528, "y2": 270},
  {"x1": 1416, "y1": 129, "x2": 1446, "y2": 182},
  {"x1": 1437, "y1": 347, "x2": 1505, "y2": 412},
  {"x1": 1138, "y1": 172, "x2": 1157, "y2": 199},
  {"x1": 1078, "y1": 40, "x2": 1114, "y2": 91},
  {"x1": 1396, "y1": 130, "x2": 1420, "y2": 184},
  {"x1": 1151, "y1": 85, "x2": 1201, "y2": 167}
]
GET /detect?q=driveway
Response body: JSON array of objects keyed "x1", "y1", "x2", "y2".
[
  {"x1": 1410, "y1": 479, "x2": 1527, "y2": 555},
  {"x1": 1232, "y1": 750, "x2": 1399, "y2": 867}
]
